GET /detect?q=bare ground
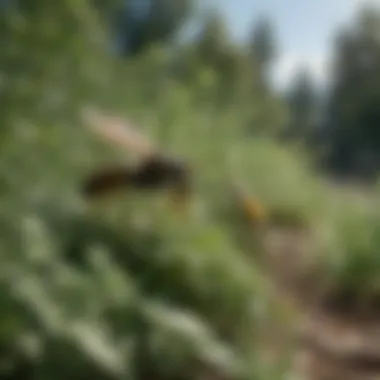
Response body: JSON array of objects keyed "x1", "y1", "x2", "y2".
[{"x1": 259, "y1": 217, "x2": 380, "y2": 380}]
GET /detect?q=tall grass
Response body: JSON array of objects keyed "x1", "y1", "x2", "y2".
[{"x1": 1, "y1": 20, "x2": 380, "y2": 379}]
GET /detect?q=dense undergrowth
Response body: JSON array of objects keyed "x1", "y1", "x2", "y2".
[
  {"x1": 2, "y1": 95, "x2": 380, "y2": 379},
  {"x1": 1, "y1": 3, "x2": 380, "y2": 379}
]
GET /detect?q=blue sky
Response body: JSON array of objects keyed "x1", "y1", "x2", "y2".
[{"x1": 211, "y1": 0, "x2": 378, "y2": 88}]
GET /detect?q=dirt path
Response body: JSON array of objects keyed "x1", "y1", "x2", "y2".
[
  {"x1": 260, "y1": 221, "x2": 380, "y2": 380},
  {"x1": 294, "y1": 312, "x2": 380, "y2": 380}
]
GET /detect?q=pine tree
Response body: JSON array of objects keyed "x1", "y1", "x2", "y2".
[
  {"x1": 249, "y1": 17, "x2": 277, "y2": 79},
  {"x1": 325, "y1": 4, "x2": 380, "y2": 177},
  {"x1": 116, "y1": 0, "x2": 195, "y2": 56},
  {"x1": 286, "y1": 67, "x2": 319, "y2": 141}
]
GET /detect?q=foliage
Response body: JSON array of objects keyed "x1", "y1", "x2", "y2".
[
  {"x1": 2, "y1": 1, "x2": 380, "y2": 380},
  {"x1": 0, "y1": 3, "x2": 294, "y2": 379},
  {"x1": 323, "y1": 4, "x2": 380, "y2": 178},
  {"x1": 248, "y1": 17, "x2": 277, "y2": 80},
  {"x1": 285, "y1": 67, "x2": 320, "y2": 141},
  {"x1": 115, "y1": 0, "x2": 195, "y2": 56}
]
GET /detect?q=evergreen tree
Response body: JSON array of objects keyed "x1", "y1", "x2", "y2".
[
  {"x1": 116, "y1": 0, "x2": 195, "y2": 56},
  {"x1": 286, "y1": 67, "x2": 319, "y2": 141},
  {"x1": 325, "y1": 4, "x2": 380, "y2": 177},
  {"x1": 249, "y1": 17, "x2": 277, "y2": 80}
]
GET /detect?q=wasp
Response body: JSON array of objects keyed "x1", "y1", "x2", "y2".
[
  {"x1": 81, "y1": 108, "x2": 191, "y2": 209},
  {"x1": 80, "y1": 107, "x2": 287, "y2": 227}
]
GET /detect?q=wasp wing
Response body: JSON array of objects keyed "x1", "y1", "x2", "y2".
[{"x1": 82, "y1": 107, "x2": 157, "y2": 157}]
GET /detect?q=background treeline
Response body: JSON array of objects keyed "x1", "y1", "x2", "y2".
[
  {"x1": 3, "y1": 0, "x2": 380, "y2": 181},
  {"x1": 112, "y1": 0, "x2": 380, "y2": 182},
  {"x1": 1, "y1": 1, "x2": 380, "y2": 380}
]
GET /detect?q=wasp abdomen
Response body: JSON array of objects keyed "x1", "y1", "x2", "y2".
[
  {"x1": 82, "y1": 155, "x2": 191, "y2": 200},
  {"x1": 82, "y1": 167, "x2": 132, "y2": 198}
]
